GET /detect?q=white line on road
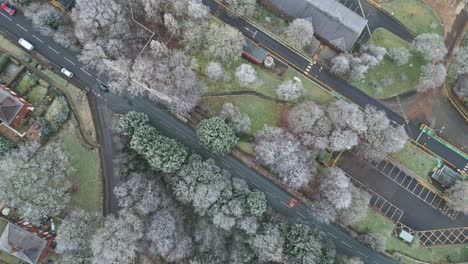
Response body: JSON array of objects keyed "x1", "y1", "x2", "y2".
[
  {"x1": 356, "y1": 251, "x2": 367, "y2": 257},
  {"x1": 64, "y1": 57, "x2": 76, "y2": 65},
  {"x1": 207, "y1": 152, "x2": 215, "y2": 158},
  {"x1": 250, "y1": 181, "x2": 260, "y2": 188},
  {"x1": 160, "y1": 120, "x2": 169, "y2": 127},
  {"x1": 266, "y1": 191, "x2": 277, "y2": 198},
  {"x1": 280, "y1": 201, "x2": 289, "y2": 207},
  {"x1": 32, "y1": 35, "x2": 44, "y2": 43},
  {"x1": 96, "y1": 79, "x2": 106, "y2": 84},
  {"x1": 0, "y1": 13, "x2": 12, "y2": 21},
  {"x1": 326, "y1": 232, "x2": 337, "y2": 238},
  {"x1": 175, "y1": 131, "x2": 185, "y2": 138},
  {"x1": 221, "y1": 161, "x2": 231, "y2": 168},
  {"x1": 16, "y1": 24, "x2": 27, "y2": 32},
  {"x1": 296, "y1": 211, "x2": 306, "y2": 219},
  {"x1": 80, "y1": 68, "x2": 92, "y2": 76},
  {"x1": 48, "y1": 46, "x2": 60, "y2": 54},
  {"x1": 310, "y1": 221, "x2": 318, "y2": 227},
  {"x1": 341, "y1": 241, "x2": 352, "y2": 248}
]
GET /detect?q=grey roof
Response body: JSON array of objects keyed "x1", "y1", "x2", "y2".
[
  {"x1": 58, "y1": 0, "x2": 74, "y2": 9},
  {"x1": 431, "y1": 165, "x2": 463, "y2": 187},
  {"x1": 243, "y1": 39, "x2": 267, "y2": 62},
  {"x1": 0, "y1": 87, "x2": 23, "y2": 125},
  {"x1": 0, "y1": 223, "x2": 47, "y2": 264},
  {"x1": 263, "y1": 0, "x2": 368, "y2": 51}
]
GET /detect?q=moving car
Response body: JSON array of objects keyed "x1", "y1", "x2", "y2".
[
  {"x1": 61, "y1": 68, "x2": 73, "y2": 78},
  {"x1": 18, "y1": 38, "x2": 34, "y2": 51},
  {"x1": 1, "y1": 3, "x2": 15, "y2": 16}
]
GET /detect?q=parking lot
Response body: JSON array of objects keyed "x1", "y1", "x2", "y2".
[
  {"x1": 371, "y1": 159, "x2": 460, "y2": 221},
  {"x1": 346, "y1": 173, "x2": 404, "y2": 223}
]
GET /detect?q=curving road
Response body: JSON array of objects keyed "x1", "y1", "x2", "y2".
[{"x1": 0, "y1": 8, "x2": 401, "y2": 264}]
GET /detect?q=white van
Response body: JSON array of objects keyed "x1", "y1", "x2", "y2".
[
  {"x1": 18, "y1": 38, "x2": 34, "y2": 51},
  {"x1": 61, "y1": 68, "x2": 73, "y2": 78}
]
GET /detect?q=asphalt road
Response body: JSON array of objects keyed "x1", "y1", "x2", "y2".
[
  {"x1": 0, "y1": 8, "x2": 403, "y2": 264},
  {"x1": 203, "y1": 0, "x2": 467, "y2": 173}
]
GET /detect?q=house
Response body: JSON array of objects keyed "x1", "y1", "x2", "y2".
[
  {"x1": 0, "y1": 84, "x2": 34, "y2": 126},
  {"x1": 242, "y1": 39, "x2": 267, "y2": 64},
  {"x1": 260, "y1": 0, "x2": 368, "y2": 52},
  {"x1": 49, "y1": 0, "x2": 74, "y2": 11},
  {"x1": 431, "y1": 165, "x2": 464, "y2": 188},
  {"x1": 0, "y1": 223, "x2": 48, "y2": 264}
]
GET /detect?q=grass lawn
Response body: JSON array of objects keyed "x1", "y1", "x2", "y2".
[
  {"x1": 195, "y1": 53, "x2": 334, "y2": 105},
  {"x1": 351, "y1": 28, "x2": 425, "y2": 99},
  {"x1": 353, "y1": 209, "x2": 468, "y2": 263},
  {"x1": 201, "y1": 95, "x2": 287, "y2": 133},
  {"x1": 238, "y1": 140, "x2": 254, "y2": 154},
  {"x1": 250, "y1": 2, "x2": 288, "y2": 36},
  {"x1": 41, "y1": 68, "x2": 69, "y2": 87},
  {"x1": 25, "y1": 85, "x2": 48, "y2": 105},
  {"x1": 389, "y1": 143, "x2": 438, "y2": 182},
  {"x1": 56, "y1": 122, "x2": 101, "y2": 213},
  {"x1": 16, "y1": 74, "x2": 38, "y2": 95},
  {"x1": 381, "y1": 0, "x2": 444, "y2": 35}
]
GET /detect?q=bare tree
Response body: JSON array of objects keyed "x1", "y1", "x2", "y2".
[
  {"x1": 388, "y1": 47, "x2": 411, "y2": 65},
  {"x1": 205, "y1": 23, "x2": 245, "y2": 62},
  {"x1": 413, "y1": 33, "x2": 447, "y2": 62},
  {"x1": 235, "y1": 64, "x2": 257, "y2": 86},
  {"x1": 330, "y1": 54, "x2": 351, "y2": 75},
  {"x1": 416, "y1": 63, "x2": 447, "y2": 92},
  {"x1": 225, "y1": 0, "x2": 256, "y2": 16},
  {"x1": 359, "y1": 233, "x2": 386, "y2": 253},
  {"x1": 276, "y1": 77, "x2": 304, "y2": 101},
  {"x1": 219, "y1": 103, "x2": 251, "y2": 134},
  {"x1": 445, "y1": 181, "x2": 468, "y2": 214},
  {"x1": 338, "y1": 186, "x2": 370, "y2": 226},
  {"x1": 254, "y1": 126, "x2": 316, "y2": 189},
  {"x1": 327, "y1": 100, "x2": 367, "y2": 133},
  {"x1": 450, "y1": 46, "x2": 468, "y2": 78},
  {"x1": 285, "y1": 18, "x2": 320, "y2": 51},
  {"x1": 250, "y1": 223, "x2": 284, "y2": 263},
  {"x1": 91, "y1": 210, "x2": 144, "y2": 264},
  {"x1": 344, "y1": 256, "x2": 365, "y2": 264},
  {"x1": 206, "y1": 61, "x2": 224, "y2": 80}
]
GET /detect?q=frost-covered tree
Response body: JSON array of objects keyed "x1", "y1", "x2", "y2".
[
  {"x1": 445, "y1": 181, "x2": 468, "y2": 214},
  {"x1": 285, "y1": 18, "x2": 319, "y2": 51},
  {"x1": 0, "y1": 136, "x2": 14, "y2": 156},
  {"x1": 24, "y1": 3, "x2": 64, "y2": 35},
  {"x1": 330, "y1": 54, "x2": 350, "y2": 74},
  {"x1": 388, "y1": 47, "x2": 411, "y2": 65},
  {"x1": 359, "y1": 233, "x2": 386, "y2": 253},
  {"x1": 196, "y1": 117, "x2": 238, "y2": 154},
  {"x1": 130, "y1": 124, "x2": 188, "y2": 173},
  {"x1": 235, "y1": 64, "x2": 257, "y2": 86},
  {"x1": 250, "y1": 223, "x2": 284, "y2": 263},
  {"x1": 117, "y1": 111, "x2": 149, "y2": 136},
  {"x1": 416, "y1": 63, "x2": 447, "y2": 92},
  {"x1": 205, "y1": 61, "x2": 224, "y2": 80},
  {"x1": 254, "y1": 126, "x2": 316, "y2": 189},
  {"x1": 188, "y1": 0, "x2": 210, "y2": 20},
  {"x1": 225, "y1": 0, "x2": 256, "y2": 16},
  {"x1": 328, "y1": 100, "x2": 367, "y2": 133},
  {"x1": 56, "y1": 210, "x2": 98, "y2": 258},
  {"x1": 205, "y1": 23, "x2": 245, "y2": 62},
  {"x1": 360, "y1": 44, "x2": 387, "y2": 63},
  {"x1": 413, "y1": 33, "x2": 448, "y2": 62},
  {"x1": 453, "y1": 75, "x2": 468, "y2": 98},
  {"x1": 344, "y1": 256, "x2": 365, "y2": 264},
  {"x1": 0, "y1": 143, "x2": 72, "y2": 225},
  {"x1": 450, "y1": 46, "x2": 468, "y2": 78},
  {"x1": 338, "y1": 186, "x2": 370, "y2": 226},
  {"x1": 283, "y1": 223, "x2": 322, "y2": 263},
  {"x1": 91, "y1": 210, "x2": 144, "y2": 264},
  {"x1": 276, "y1": 78, "x2": 304, "y2": 101},
  {"x1": 219, "y1": 103, "x2": 251, "y2": 134},
  {"x1": 246, "y1": 191, "x2": 267, "y2": 217}
]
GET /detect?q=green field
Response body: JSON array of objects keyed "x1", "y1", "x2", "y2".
[
  {"x1": 15, "y1": 74, "x2": 38, "y2": 95},
  {"x1": 390, "y1": 143, "x2": 438, "y2": 182},
  {"x1": 25, "y1": 85, "x2": 48, "y2": 105},
  {"x1": 351, "y1": 28, "x2": 425, "y2": 99},
  {"x1": 381, "y1": 0, "x2": 444, "y2": 35},
  {"x1": 354, "y1": 209, "x2": 468, "y2": 263},
  {"x1": 56, "y1": 123, "x2": 101, "y2": 213}
]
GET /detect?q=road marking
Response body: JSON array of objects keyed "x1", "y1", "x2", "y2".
[
  {"x1": 326, "y1": 232, "x2": 337, "y2": 238},
  {"x1": 16, "y1": 24, "x2": 27, "y2": 32},
  {"x1": 280, "y1": 201, "x2": 289, "y2": 207},
  {"x1": 64, "y1": 57, "x2": 76, "y2": 65},
  {"x1": 296, "y1": 211, "x2": 306, "y2": 219},
  {"x1": 250, "y1": 181, "x2": 260, "y2": 188},
  {"x1": 221, "y1": 161, "x2": 231, "y2": 168},
  {"x1": 160, "y1": 120, "x2": 169, "y2": 127},
  {"x1": 32, "y1": 35, "x2": 44, "y2": 43},
  {"x1": 175, "y1": 131, "x2": 185, "y2": 138},
  {"x1": 96, "y1": 79, "x2": 106, "y2": 84},
  {"x1": 207, "y1": 152, "x2": 215, "y2": 158},
  {"x1": 356, "y1": 251, "x2": 367, "y2": 257},
  {"x1": 0, "y1": 13, "x2": 12, "y2": 21},
  {"x1": 48, "y1": 45, "x2": 59, "y2": 54},
  {"x1": 341, "y1": 241, "x2": 352, "y2": 248},
  {"x1": 266, "y1": 191, "x2": 277, "y2": 198},
  {"x1": 80, "y1": 68, "x2": 92, "y2": 76},
  {"x1": 310, "y1": 221, "x2": 318, "y2": 227}
]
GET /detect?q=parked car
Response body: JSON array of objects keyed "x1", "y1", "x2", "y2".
[
  {"x1": 98, "y1": 83, "x2": 109, "y2": 92},
  {"x1": 18, "y1": 38, "x2": 34, "y2": 51},
  {"x1": 61, "y1": 68, "x2": 73, "y2": 78},
  {"x1": 1, "y1": 3, "x2": 15, "y2": 16}
]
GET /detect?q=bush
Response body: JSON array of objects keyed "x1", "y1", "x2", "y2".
[{"x1": 0, "y1": 136, "x2": 15, "y2": 156}]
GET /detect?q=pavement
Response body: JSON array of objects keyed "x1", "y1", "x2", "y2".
[
  {"x1": 202, "y1": 0, "x2": 467, "y2": 173},
  {"x1": 0, "y1": 6, "x2": 402, "y2": 264}
]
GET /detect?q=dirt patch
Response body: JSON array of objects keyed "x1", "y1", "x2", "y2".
[
  {"x1": 420, "y1": 0, "x2": 465, "y2": 37},
  {"x1": 405, "y1": 87, "x2": 439, "y2": 123}
]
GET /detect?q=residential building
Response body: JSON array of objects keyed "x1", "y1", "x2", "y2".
[{"x1": 0, "y1": 84, "x2": 34, "y2": 126}]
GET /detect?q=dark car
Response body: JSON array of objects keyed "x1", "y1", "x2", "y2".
[{"x1": 98, "y1": 83, "x2": 109, "y2": 92}]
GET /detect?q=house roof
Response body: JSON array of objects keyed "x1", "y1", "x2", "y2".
[
  {"x1": 243, "y1": 39, "x2": 267, "y2": 63},
  {"x1": 431, "y1": 165, "x2": 463, "y2": 187},
  {"x1": 0, "y1": 223, "x2": 47, "y2": 264},
  {"x1": 263, "y1": 0, "x2": 368, "y2": 51},
  {"x1": 0, "y1": 85, "x2": 24, "y2": 125}
]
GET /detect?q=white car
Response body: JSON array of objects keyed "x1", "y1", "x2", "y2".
[
  {"x1": 18, "y1": 38, "x2": 34, "y2": 51},
  {"x1": 61, "y1": 68, "x2": 73, "y2": 78}
]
